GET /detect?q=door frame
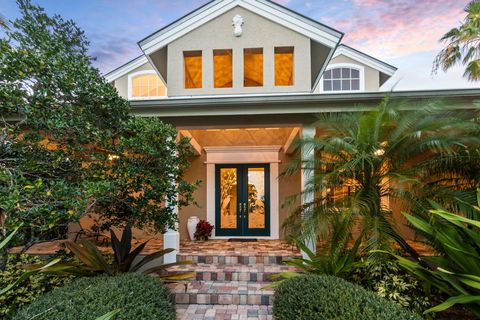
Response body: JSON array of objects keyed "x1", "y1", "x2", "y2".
[
  {"x1": 205, "y1": 146, "x2": 281, "y2": 239},
  {"x1": 214, "y1": 164, "x2": 271, "y2": 237}
]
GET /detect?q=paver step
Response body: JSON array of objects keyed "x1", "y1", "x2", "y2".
[
  {"x1": 176, "y1": 304, "x2": 273, "y2": 320},
  {"x1": 169, "y1": 281, "x2": 275, "y2": 306},
  {"x1": 177, "y1": 253, "x2": 299, "y2": 265},
  {"x1": 169, "y1": 263, "x2": 298, "y2": 282}
]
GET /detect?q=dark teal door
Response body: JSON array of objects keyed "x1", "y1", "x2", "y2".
[{"x1": 215, "y1": 164, "x2": 270, "y2": 237}]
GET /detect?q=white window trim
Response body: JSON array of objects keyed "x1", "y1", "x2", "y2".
[
  {"x1": 319, "y1": 63, "x2": 365, "y2": 93},
  {"x1": 128, "y1": 70, "x2": 168, "y2": 100}
]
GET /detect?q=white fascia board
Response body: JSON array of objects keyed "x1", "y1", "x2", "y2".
[
  {"x1": 104, "y1": 55, "x2": 149, "y2": 82},
  {"x1": 334, "y1": 46, "x2": 397, "y2": 76},
  {"x1": 140, "y1": 0, "x2": 341, "y2": 55}
]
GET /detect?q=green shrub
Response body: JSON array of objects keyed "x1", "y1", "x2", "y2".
[
  {"x1": 350, "y1": 259, "x2": 436, "y2": 316},
  {"x1": 13, "y1": 273, "x2": 175, "y2": 320},
  {"x1": 273, "y1": 275, "x2": 422, "y2": 320},
  {"x1": 0, "y1": 254, "x2": 69, "y2": 319}
]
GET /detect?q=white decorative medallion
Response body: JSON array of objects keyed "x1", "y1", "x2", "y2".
[{"x1": 232, "y1": 14, "x2": 244, "y2": 37}]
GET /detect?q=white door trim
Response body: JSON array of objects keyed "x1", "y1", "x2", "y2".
[{"x1": 204, "y1": 146, "x2": 281, "y2": 239}]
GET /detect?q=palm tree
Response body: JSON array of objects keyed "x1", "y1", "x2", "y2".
[
  {"x1": 433, "y1": 0, "x2": 480, "y2": 81},
  {"x1": 284, "y1": 96, "x2": 480, "y2": 260}
]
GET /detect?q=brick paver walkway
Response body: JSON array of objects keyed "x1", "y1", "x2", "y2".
[{"x1": 176, "y1": 304, "x2": 273, "y2": 320}]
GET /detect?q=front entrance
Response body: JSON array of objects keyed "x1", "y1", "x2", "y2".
[{"x1": 215, "y1": 164, "x2": 270, "y2": 237}]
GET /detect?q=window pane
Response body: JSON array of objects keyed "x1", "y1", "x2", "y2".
[
  {"x1": 351, "y1": 69, "x2": 360, "y2": 78},
  {"x1": 274, "y1": 47, "x2": 294, "y2": 86},
  {"x1": 214, "y1": 49, "x2": 233, "y2": 88},
  {"x1": 244, "y1": 48, "x2": 263, "y2": 87},
  {"x1": 131, "y1": 73, "x2": 166, "y2": 98},
  {"x1": 352, "y1": 79, "x2": 360, "y2": 90},
  {"x1": 324, "y1": 69, "x2": 332, "y2": 79},
  {"x1": 220, "y1": 168, "x2": 237, "y2": 229},
  {"x1": 332, "y1": 68, "x2": 341, "y2": 79},
  {"x1": 342, "y1": 68, "x2": 350, "y2": 78},
  {"x1": 184, "y1": 51, "x2": 202, "y2": 89},
  {"x1": 324, "y1": 80, "x2": 332, "y2": 91},
  {"x1": 332, "y1": 80, "x2": 341, "y2": 91},
  {"x1": 342, "y1": 79, "x2": 350, "y2": 91},
  {"x1": 248, "y1": 167, "x2": 265, "y2": 229}
]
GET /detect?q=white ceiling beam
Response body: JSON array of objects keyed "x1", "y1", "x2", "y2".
[
  {"x1": 283, "y1": 127, "x2": 300, "y2": 154},
  {"x1": 178, "y1": 130, "x2": 202, "y2": 156}
]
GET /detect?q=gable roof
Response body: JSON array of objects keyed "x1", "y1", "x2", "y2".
[
  {"x1": 138, "y1": 0, "x2": 343, "y2": 55},
  {"x1": 104, "y1": 55, "x2": 148, "y2": 83},
  {"x1": 333, "y1": 44, "x2": 397, "y2": 76}
]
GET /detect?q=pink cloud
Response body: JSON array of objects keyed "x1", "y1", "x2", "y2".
[{"x1": 324, "y1": 0, "x2": 469, "y2": 59}]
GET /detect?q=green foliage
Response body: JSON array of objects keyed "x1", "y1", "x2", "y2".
[
  {"x1": 283, "y1": 97, "x2": 480, "y2": 259},
  {"x1": 89, "y1": 117, "x2": 199, "y2": 233},
  {"x1": 273, "y1": 275, "x2": 422, "y2": 320},
  {"x1": 433, "y1": 0, "x2": 480, "y2": 81},
  {"x1": 37, "y1": 226, "x2": 194, "y2": 281},
  {"x1": 13, "y1": 273, "x2": 176, "y2": 320},
  {"x1": 383, "y1": 191, "x2": 480, "y2": 316},
  {"x1": 0, "y1": 254, "x2": 69, "y2": 319},
  {"x1": 351, "y1": 260, "x2": 436, "y2": 317}
]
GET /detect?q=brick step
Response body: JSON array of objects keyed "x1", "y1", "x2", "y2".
[
  {"x1": 169, "y1": 281, "x2": 275, "y2": 306},
  {"x1": 169, "y1": 263, "x2": 298, "y2": 282},
  {"x1": 177, "y1": 253, "x2": 299, "y2": 265},
  {"x1": 176, "y1": 304, "x2": 273, "y2": 319}
]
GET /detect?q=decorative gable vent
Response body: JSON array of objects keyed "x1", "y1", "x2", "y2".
[{"x1": 232, "y1": 14, "x2": 244, "y2": 37}]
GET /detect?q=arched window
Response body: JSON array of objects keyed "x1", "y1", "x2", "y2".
[
  {"x1": 322, "y1": 64, "x2": 364, "y2": 92},
  {"x1": 128, "y1": 71, "x2": 166, "y2": 99}
]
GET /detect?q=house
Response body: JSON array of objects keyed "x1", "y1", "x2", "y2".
[{"x1": 102, "y1": 0, "x2": 480, "y2": 262}]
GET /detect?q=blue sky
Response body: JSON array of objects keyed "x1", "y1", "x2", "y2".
[{"x1": 1, "y1": 0, "x2": 478, "y2": 91}]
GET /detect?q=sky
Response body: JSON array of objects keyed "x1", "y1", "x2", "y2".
[{"x1": 1, "y1": 0, "x2": 478, "y2": 91}]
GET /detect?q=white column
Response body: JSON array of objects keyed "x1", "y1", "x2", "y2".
[
  {"x1": 301, "y1": 125, "x2": 316, "y2": 259},
  {"x1": 164, "y1": 136, "x2": 180, "y2": 264}
]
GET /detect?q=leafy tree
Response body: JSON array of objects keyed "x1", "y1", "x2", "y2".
[
  {"x1": 284, "y1": 97, "x2": 480, "y2": 260},
  {"x1": 0, "y1": 0, "x2": 197, "y2": 270},
  {"x1": 433, "y1": 0, "x2": 480, "y2": 81},
  {"x1": 89, "y1": 117, "x2": 199, "y2": 233}
]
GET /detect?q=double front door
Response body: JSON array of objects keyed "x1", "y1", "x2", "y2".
[{"x1": 215, "y1": 164, "x2": 270, "y2": 237}]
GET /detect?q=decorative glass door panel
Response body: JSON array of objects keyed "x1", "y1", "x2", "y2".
[{"x1": 215, "y1": 164, "x2": 270, "y2": 237}]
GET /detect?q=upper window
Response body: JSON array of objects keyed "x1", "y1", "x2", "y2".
[
  {"x1": 323, "y1": 65, "x2": 362, "y2": 92},
  {"x1": 129, "y1": 71, "x2": 166, "y2": 99},
  {"x1": 184, "y1": 51, "x2": 202, "y2": 89},
  {"x1": 244, "y1": 48, "x2": 263, "y2": 87},
  {"x1": 214, "y1": 49, "x2": 233, "y2": 88},
  {"x1": 274, "y1": 47, "x2": 294, "y2": 86}
]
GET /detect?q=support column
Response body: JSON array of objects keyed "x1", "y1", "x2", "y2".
[
  {"x1": 301, "y1": 125, "x2": 316, "y2": 259},
  {"x1": 163, "y1": 203, "x2": 180, "y2": 264}
]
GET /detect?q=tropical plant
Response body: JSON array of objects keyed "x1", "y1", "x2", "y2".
[
  {"x1": 273, "y1": 275, "x2": 422, "y2": 320},
  {"x1": 33, "y1": 226, "x2": 194, "y2": 281},
  {"x1": 350, "y1": 259, "x2": 436, "y2": 317},
  {"x1": 194, "y1": 220, "x2": 214, "y2": 241},
  {"x1": 433, "y1": 0, "x2": 480, "y2": 81},
  {"x1": 268, "y1": 214, "x2": 362, "y2": 287},
  {"x1": 382, "y1": 192, "x2": 480, "y2": 317},
  {"x1": 283, "y1": 97, "x2": 480, "y2": 259},
  {"x1": 0, "y1": 254, "x2": 69, "y2": 319},
  {"x1": 13, "y1": 273, "x2": 176, "y2": 320}
]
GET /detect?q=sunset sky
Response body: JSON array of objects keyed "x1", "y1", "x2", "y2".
[{"x1": 2, "y1": 0, "x2": 478, "y2": 91}]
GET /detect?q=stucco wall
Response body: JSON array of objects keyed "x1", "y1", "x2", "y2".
[
  {"x1": 167, "y1": 7, "x2": 312, "y2": 97},
  {"x1": 325, "y1": 54, "x2": 381, "y2": 92}
]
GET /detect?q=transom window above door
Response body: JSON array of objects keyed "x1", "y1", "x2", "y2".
[
  {"x1": 323, "y1": 64, "x2": 363, "y2": 92},
  {"x1": 129, "y1": 71, "x2": 166, "y2": 99}
]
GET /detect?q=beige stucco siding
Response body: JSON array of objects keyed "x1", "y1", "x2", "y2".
[
  {"x1": 327, "y1": 54, "x2": 380, "y2": 92},
  {"x1": 113, "y1": 62, "x2": 157, "y2": 98},
  {"x1": 167, "y1": 7, "x2": 312, "y2": 97}
]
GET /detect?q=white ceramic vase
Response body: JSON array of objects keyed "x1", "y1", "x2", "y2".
[{"x1": 187, "y1": 216, "x2": 200, "y2": 241}]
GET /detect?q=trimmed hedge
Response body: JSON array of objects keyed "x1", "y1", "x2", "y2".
[
  {"x1": 13, "y1": 273, "x2": 176, "y2": 320},
  {"x1": 273, "y1": 275, "x2": 422, "y2": 320}
]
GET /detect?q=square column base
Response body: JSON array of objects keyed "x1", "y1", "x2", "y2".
[{"x1": 163, "y1": 230, "x2": 180, "y2": 264}]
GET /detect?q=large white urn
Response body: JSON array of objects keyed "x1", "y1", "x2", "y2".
[{"x1": 187, "y1": 216, "x2": 200, "y2": 241}]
